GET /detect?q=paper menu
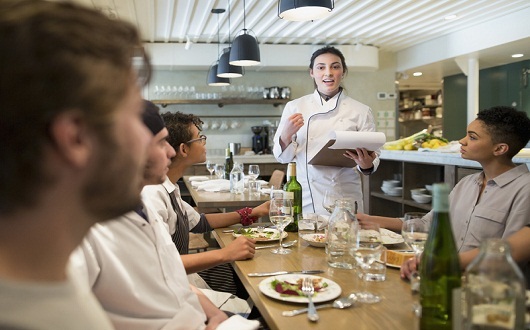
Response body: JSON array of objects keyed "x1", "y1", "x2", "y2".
[{"x1": 308, "y1": 131, "x2": 386, "y2": 167}]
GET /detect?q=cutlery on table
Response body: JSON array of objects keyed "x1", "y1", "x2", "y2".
[
  {"x1": 282, "y1": 294, "x2": 357, "y2": 316},
  {"x1": 302, "y1": 277, "x2": 319, "y2": 322},
  {"x1": 254, "y1": 240, "x2": 297, "y2": 250},
  {"x1": 248, "y1": 270, "x2": 324, "y2": 277}
]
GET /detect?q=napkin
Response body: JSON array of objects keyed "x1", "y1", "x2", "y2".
[
  {"x1": 216, "y1": 315, "x2": 260, "y2": 330},
  {"x1": 194, "y1": 179, "x2": 230, "y2": 192},
  {"x1": 189, "y1": 176, "x2": 209, "y2": 182}
]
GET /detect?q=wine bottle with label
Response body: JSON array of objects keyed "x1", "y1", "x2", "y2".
[
  {"x1": 420, "y1": 183, "x2": 462, "y2": 330},
  {"x1": 224, "y1": 148, "x2": 233, "y2": 180},
  {"x1": 283, "y1": 162, "x2": 301, "y2": 232}
]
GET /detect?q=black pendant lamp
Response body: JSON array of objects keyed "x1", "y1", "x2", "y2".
[
  {"x1": 278, "y1": 0, "x2": 334, "y2": 21},
  {"x1": 207, "y1": 8, "x2": 230, "y2": 86},
  {"x1": 217, "y1": 2, "x2": 243, "y2": 78},
  {"x1": 229, "y1": 0, "x2": 260, "y2": 66}
]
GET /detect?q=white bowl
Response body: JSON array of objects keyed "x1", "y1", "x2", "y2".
[
  {"x1": 384, "y1": 186, "x2": 402, "y2": 196},
  {"x1": 425, "y1": 184, "x2": 433, "y2": 192},
  {"x1": 412, "y1": 194, "x2": 432, "y2": 204},
  {"x1": 382, "y1": 180, "x2": 400, "y2": 188},
  {"x1": 410, "y1": 188, "x2": 428, "y2": 196}
]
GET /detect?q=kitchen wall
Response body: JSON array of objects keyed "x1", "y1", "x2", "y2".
[{"x1": 146, "y1": 51, "x2": 397, "y2": 155}]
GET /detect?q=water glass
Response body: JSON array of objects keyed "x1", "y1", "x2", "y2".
[
  {"x1": 248, "y1": 165, "x2": 260, "y2": 180},
  {"x1": 248, "y1": 180, "x2": 261, "y2": 198},
  {"x1": 361, "y1": 246, "x2": 387, "y2": 282},
  {"x1": 298, "y1": 213, "x2": 317, "y2": 238},
  {"x1": 214, "y1": 163, "x2": 225, "y2": 180}
]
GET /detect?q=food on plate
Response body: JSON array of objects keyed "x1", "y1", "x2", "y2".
[
  {"x1": 235, "y1": 228, "x2": 280, "y2": 241},
  {"x1": 386, "y1": 250, "x2": 414, "y2": 267},
  {"x1": 306, "y1": 234, "x2": 326, "y2": 243},
  {"x1": 271, "y1": 277, "x2": 328, "y2": 297}
]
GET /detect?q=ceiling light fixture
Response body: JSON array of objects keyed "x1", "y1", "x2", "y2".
[
  {"x1": 278, "y1": 0, "x2": 334, "y2": 21},
  {"x1": 229, "y1": 0, "x2": 261, "y2": 66},
  {"x1": 413, "y1": 72, "x2": 423, "y2": 77},
  {"x1": 217, "y1": 1, "x2": 243, "y2": 78},
  {"x1": 207, "y1": 9, "x2": 230, "y2": 86},
  {"x1": 512, "y1": 53, "x2": 524, "y2": 58}
]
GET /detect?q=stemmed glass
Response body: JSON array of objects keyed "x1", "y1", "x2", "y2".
[
  {"x1": 269, "y1": 198, "x2": 293, "y2": 255},
  {"x1": 247, "y1": 165, "x2": 260, "y2": 181},
  {"x1": 214, "y1": 163, "x2": 225, "y2": 180},
  {"x1": 401, "y1": 214, "x2": 428, "y2": 292},
  {"x1": 349, "y1": 221, "x2": 383, "y2": 304},
  {"x1": 206, "y1": 160, "x2": 215, "y2": 179},
  {"x1": 322, "y1": 188, "x2": 343, "y2": 214}
]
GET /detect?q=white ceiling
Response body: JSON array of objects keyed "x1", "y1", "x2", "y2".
[{"x1": 70, "y1": 0, "x2": 530, "y2": 89}]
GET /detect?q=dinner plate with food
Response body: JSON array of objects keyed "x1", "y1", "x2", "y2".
[
  {"x1": 301, "y1": 233, "x2": 326, "y2": 247},
  {"x1": 232, "y1": 228, "x2": 287, "y2": 242},
  {"x1": 259, "y1": 274, "x2": 341, "y2": 303},
  {"x1": 380, "y1": 228, "x2": 404, "y2": 245}
]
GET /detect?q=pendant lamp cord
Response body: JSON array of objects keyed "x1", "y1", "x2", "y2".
[
  {"x1": 243, "y1": 0, "x2": 246, "y2": 30},
  {"x1": 216, "y1": 11, "x2": 220, "y2": 56},
  {"x1": 227, "y1": 0, "x2": 231, "y2": 43}
]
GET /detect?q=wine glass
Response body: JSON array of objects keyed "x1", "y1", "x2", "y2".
[
  {"x1": 206, "y1": 160, "x2": 215, "y2": 179},
  {"x1": 269, "y1": 198, "x2": 293, "y2": 255},
  {"x1": 322, "y1": 188, "x2": 343, "y2": 214},
  {"x1": 247, "y1": 165, "x2": 260, "y2": 181},
  {"x1": 401, "y1": 214, "x2": 428, "y2": 292},
  {"x1": 214, "y1": 163, "x2": 225, "y2": 180},
  {"x1": 349, "y1": 221, "x2": 383, "y2": 304}
]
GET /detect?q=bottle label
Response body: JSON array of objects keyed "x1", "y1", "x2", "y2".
[{"x1": 284, "y1": 191, "x2": 294, "y2": 200}]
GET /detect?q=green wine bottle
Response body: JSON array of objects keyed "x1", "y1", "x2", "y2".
[
  {"x1": 224, "y1": 148, "x2": 233, "y2": 180},
  {"x1": 283, "y1": 162, "x2": 301, "y2": 232},
  {"x1": 420, "y1": 183, "x2": 462, "y2": 330}
]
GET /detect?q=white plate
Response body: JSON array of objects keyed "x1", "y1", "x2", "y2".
[
  {"x1": 233, "y1": 228, "x2": 287, "y2": 242},
  {"x1": 381, "y1": 228, "x2": 405, "y2": 245},
  {"x1": 301, "y1": 233, "x2": 327, "y2": 247},
  {"x1": 259, "y1": 274, "x2": 341, "y2": 303}
]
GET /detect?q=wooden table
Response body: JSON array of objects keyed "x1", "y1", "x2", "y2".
[
  {"x1": 183, "y1": 176, "x2": 270, "y2": 213},
  {"x1": 213, "y1": 229, "x2": 419, "y2": 330}
]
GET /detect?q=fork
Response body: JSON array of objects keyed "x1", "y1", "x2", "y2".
[{"x1": 302, "y1": 277, "x2": 319, "y2": 322}]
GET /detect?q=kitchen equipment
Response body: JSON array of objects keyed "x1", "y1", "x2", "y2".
[
  {"x1": 251, "y1": 126, "x2": 265, "y2": 154},
  {"x1": 228, "y1": 142, "x2": 241, "y2": 156}
]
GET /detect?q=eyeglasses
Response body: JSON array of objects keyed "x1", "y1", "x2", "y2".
[{"x1": 186, "y1": 134, "x2": 207, "y2": 145}]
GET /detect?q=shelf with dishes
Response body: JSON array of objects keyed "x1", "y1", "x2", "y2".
[{"x1": 152, "y1": 98, "x2": 289, "y2": 108}]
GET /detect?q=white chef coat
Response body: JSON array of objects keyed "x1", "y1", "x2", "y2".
[
  {"x1": 273, "y1": 89, "x2": 380, "y2": 214},
  {"x1": 75, "y1": 205, "x2": 207, "y2": 330}
]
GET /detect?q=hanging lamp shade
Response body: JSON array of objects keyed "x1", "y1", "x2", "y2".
[
  {"x1": 207, "y1": 63, "x2": 230, "y2": 86},
  {"x1": 217, "y1": 48, "x2": 243, "y2": 78},
  {"x1": 229, "y1": 30, "x2": 260, "y2": 66},
  {"x1": 278, "y1": 0, "x2": 334, "y2": 21}
]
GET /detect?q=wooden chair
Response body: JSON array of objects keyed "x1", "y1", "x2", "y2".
[
  {"x1": 268, "y1": 169, "x2": 285, "y2": 189},
  {"x1": 188, "y1": 233, "x2": 209, "y2": 253}
]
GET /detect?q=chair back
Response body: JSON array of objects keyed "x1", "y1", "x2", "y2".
[{"x1": 268, "y1": 170, "x2": 285, "y2": 189}]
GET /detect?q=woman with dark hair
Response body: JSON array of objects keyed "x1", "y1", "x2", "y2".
[{"x1": 273, "y1": 46, "x2": 380, "y2": 214}]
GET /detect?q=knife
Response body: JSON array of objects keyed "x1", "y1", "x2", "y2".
[{"x1": 248, "y1": 270, "x2": 324, "y2": 277}]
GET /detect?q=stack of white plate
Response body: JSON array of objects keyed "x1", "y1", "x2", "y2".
[{"x1": 381, "y1": 180, "x2": 402, "y2": 196}]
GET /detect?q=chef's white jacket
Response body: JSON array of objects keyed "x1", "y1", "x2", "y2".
[{"x1": 273, "y1": 89, "x2": 380, "y2": 214}]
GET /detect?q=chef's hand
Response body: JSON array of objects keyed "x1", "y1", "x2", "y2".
[
  {"x1": 344, "y1": 148, "x2": 376, "y2": 170},
  {"x1": 279, "y1": 113, "x2": 304, "y2": 150}
]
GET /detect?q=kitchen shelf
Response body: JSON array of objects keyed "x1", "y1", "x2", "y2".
[{"x1": 152, "y1": 98, "x2": 289, "y2": 108}]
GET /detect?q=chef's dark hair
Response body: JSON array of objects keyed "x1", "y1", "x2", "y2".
[{"x1": 309, "y1": 46, "x2": 348, "y2": 74}]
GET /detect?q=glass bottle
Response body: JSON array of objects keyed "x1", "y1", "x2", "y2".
[
  {"x1": 284, "y1": 162, "x2": 302, "y2": 232},
  {"x1": 326, "y1": 199, "x2": 356, "y2": 269},
  {"x1": 224, "y1": 148, "x2": 233, "y2": 180},
  {"x1": 420, "y1": 183, "x2": 462, "y2": 330},
  {"x1": 463, "y1": 239, "x2": 525, "y2": 330},
  {"x1": 229, "y1": 162, "x2": 244, "y2": 194}
]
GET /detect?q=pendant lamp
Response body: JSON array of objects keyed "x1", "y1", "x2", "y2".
[
  {"x1": 217, "y1": 2, "x2": 243, "y2": 78},
  {"x1": 278, "y1": 0, "x2": 334, "y2": 21},
  {"x1": 207, "y1": 9, "x2": 231, "y2": 86},
  {"x1": 229, "y1": 0, "x2": 260, "y2": 66}
]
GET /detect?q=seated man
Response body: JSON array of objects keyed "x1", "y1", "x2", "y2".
[
  {"x1": 358, "y1": 106, "x2": 530, "y2": 282},
  {"x1": 0, "y1": 1, "x2": 151, "y2": 328},
  {"x1": 142, "y1": 111, "x2": 269, "y2": 299},
  {"x1": 72, "y1": 102, "x2": 259, "y2": 330}
]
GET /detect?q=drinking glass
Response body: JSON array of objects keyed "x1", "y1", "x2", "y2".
[
  {"x1": 269, "y1": 198, "x2": 293, "y2": 255},
  {"x1": 214, "y1": 163, "x2": 225, "y2": 180},
  {"x1": 206, "y1": 160, "x2": 215, "y2": 179},
  {"x1": 247, "y1": 165, "x2": 260, "y2": 181},
  {"x1": 349, "y1": 221, "x2": 383, "y2": 304},
  {"x1": 401, "y1": 215, "x2": 429, "y2": 293},
  {"x1": 322, "y1": 188, "x2": 343, "y2": 214}
]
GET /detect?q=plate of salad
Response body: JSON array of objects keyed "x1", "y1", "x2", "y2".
[
  {"x1": 258, "y1": 274, "x2": 341, "y2": 303},
  {"x1": 233, "y1": 228, "x2": 287, "y2": 242}
]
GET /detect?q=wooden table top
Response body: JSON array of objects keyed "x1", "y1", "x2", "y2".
[
  {"x1": 183, "y1": 176, "x2": 270, "y2": 212},
  {"x1": 213, "y1": 229, "x2": 419, "y2": 330}
]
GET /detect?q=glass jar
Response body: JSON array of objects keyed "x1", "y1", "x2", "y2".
[
  {"x1": 463, "y1": 239, "x2": 525, "y2": 330},
  {"x1": 326, "y1": 199, "x2": 357, "y2": 269}
]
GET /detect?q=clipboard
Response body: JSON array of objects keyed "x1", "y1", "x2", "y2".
[{"x1": 308, "y1": 131, "x2": 386, "y2": 167}]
